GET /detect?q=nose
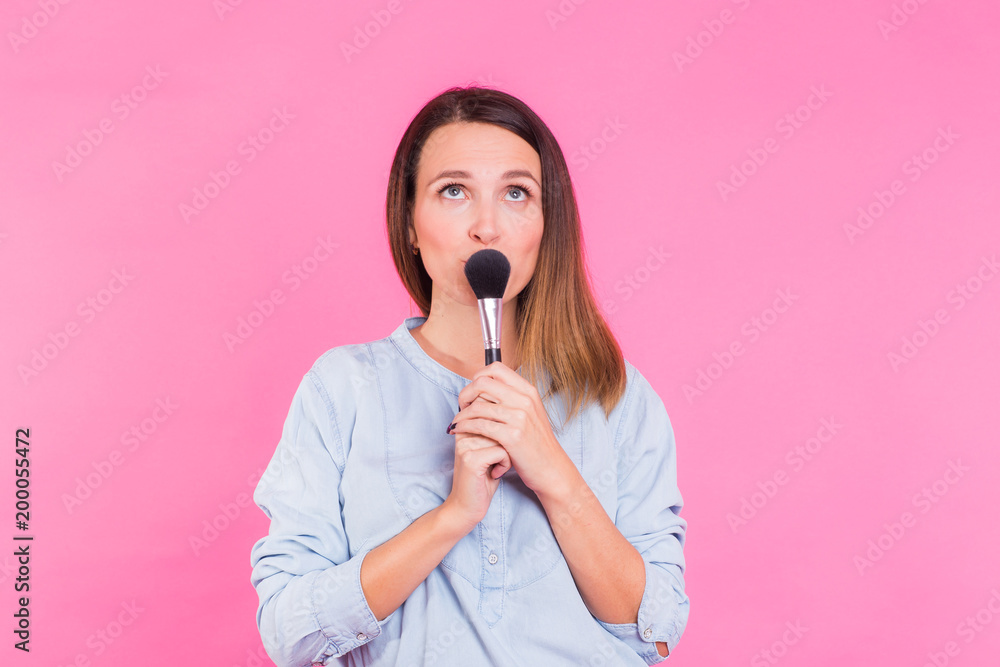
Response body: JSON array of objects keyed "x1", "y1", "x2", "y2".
[{"x1": 469, "y1": 201, "x2": 500, "y2": 246}]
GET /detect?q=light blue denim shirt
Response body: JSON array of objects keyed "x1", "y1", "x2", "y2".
[{"x1": 250, "y1": 317, "x2": 689, "y2": 666}]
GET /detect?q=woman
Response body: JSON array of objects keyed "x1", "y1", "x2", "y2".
[{"x1": 250, "y1": 86, "x2": 689, "y2": 666}]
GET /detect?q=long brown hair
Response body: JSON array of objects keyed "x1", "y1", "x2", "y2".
[{"x1": 386, "y1": 86, "x2": 625, "y2": 425}]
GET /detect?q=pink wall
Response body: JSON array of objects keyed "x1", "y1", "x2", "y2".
[{"x1": 3, "y1": 1, "x2": 998, "y2": 665}]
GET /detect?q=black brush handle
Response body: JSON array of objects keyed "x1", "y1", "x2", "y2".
[{"x1": 485, "y1": 347, "x2": 501, "y2": 365}]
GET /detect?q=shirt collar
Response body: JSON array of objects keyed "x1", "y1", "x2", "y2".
[
  {"x1": 389, "y1": 317, "x2": 568, "y2": 432},
  {"x1": 388, "y1": 316, "x2": 537, "y2": 398},
  {"x1": 389, "y1": 316, "x2": 470, "y2": 396}
]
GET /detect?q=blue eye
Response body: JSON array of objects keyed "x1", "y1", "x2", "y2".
[
  {"x1": 435, "y1": 182, "x2": 534, "y2": 201},
  {"x1": 438, "y1": 182, "x2": 464, "y2": 199},
  {"x1": 505, "y1": 186, "x2": 532, "y2": 201}
]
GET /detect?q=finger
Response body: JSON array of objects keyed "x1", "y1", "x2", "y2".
[
  {"x1": 453, "y1": 399, "x2": 504, "y2": 425},
  {"x1": 452, "y1": 417, "x2": 509, "y2": 444},
  {"x1": 489, "y1": 451, "x2": 512, "y2": 479},
  {"x1": 459, "y1": 366, "x2": 521, "y2": 409},
  {"x1": 475, "y1": 361, "x2": 537, "y2": 395},
  {"x1": 450, "y1": 395, "x2": 491, "y2": 426},
  {"x1": 458, "y1": 384, "x2": 502, "y2": 411},
  {"x1": 473, "y1": 361, "x2": 516, "y2": 382},
  {"x1": 448, "y1": 396, "x2": 492, "y2": 433},
  {"x1": 454, "y1": 433, "x2": 500, "y2": 451},
  {"x1": 458, "y1": 375, "x2": 525, "y2": 411},
  {"x1": 458, "y1": 443, "x2": 510, "y2": 475},
  {"x1": 473, "y1": 444, "x2": 511, "y2": 479}
]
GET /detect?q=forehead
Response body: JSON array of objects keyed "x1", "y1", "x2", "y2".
[{"x1": 417, "y1": 122, "x2": 540, "y2": 181}]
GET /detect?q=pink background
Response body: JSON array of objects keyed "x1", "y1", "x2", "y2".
[{"x1": 3, "y1": 1, "x2": 999, "y2": 665}]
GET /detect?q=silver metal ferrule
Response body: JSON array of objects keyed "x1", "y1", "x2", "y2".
[{"x1": 477, "y1": 297, "x2": 503, "y2": 350}]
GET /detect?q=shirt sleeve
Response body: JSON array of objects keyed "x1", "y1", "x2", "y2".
[
  {"x1": 596, "y1": 365, "x2": 690, "y2": 664},
  {"x1": 250, "y1": 369, "x2": 390, "y2": 666}
]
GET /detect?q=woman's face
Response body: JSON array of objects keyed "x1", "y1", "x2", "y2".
[{"x1": 409, "y1": 121, "x2": 544, "y2": 309}]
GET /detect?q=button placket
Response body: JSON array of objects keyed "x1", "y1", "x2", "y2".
[{"x1": 477, "y1": 478, "x2": 506, "y2": 626}]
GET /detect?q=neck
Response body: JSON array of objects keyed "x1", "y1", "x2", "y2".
[{"x1": 412, "y1": 295, "x2": 521, "y2": 378}]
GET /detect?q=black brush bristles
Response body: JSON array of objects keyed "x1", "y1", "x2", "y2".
[{"x1": 464, "y1": 249, "x2": 511, "y2": 300}]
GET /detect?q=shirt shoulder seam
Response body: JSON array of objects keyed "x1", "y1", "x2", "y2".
[
  {"x1": 612, "y1": 360, "x2": 640, "y2": 450},
  {"x1": 304, "y1": 366, "x2": 346, "y2": 474}
]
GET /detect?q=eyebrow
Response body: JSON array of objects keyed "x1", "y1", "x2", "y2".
[{"x1": 428, "y1": 169, "x2": 541, "y2": 189}]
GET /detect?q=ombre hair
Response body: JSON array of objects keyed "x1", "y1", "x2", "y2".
[{"x1": 386, "y1": 86, "x2": 625, "y2": 425}]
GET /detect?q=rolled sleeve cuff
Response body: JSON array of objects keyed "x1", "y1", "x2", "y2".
[
  {"x1": 596, "y1": 561, "x2": 687, "y2": 664},
  {"x1": 308, "y1": 548, "x2": 391, "y2": 663}
]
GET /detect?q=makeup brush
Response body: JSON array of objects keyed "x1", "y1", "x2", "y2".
[{"x1": 463, "y1": 249, "x2": 511, "y2": 365}]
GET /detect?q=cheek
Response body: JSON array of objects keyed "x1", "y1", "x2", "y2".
[
  {"x1": 524, "y1": 217, "x2": 544, "y2": 257},
  {"x1": 422, "y1": 230, "x2": 463, "y2": 273},
  {"x1": 413, "y1": 205, "x2": 450, "y2": 250},
  {"x1": 511, "y1": 225, "x2": 544, "y2": 289}
]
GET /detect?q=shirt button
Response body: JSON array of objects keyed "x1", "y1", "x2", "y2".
[
  {"x1": 488, "y1": 552, "x2": 498, "y2": 564},
  {"x1": 356, "y1": 632, "x2": 367, "y2": 640},
  {"x1": 643, "y1": 627, "x2": 652, "y2": 639}
]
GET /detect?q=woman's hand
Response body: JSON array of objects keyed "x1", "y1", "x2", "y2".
[
  {"x1": 449, "y1": 362, "x2": 575, "y2": 499},
  {"x1": 442, "y1": 412, "x2": 511, "y2": 531}
]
